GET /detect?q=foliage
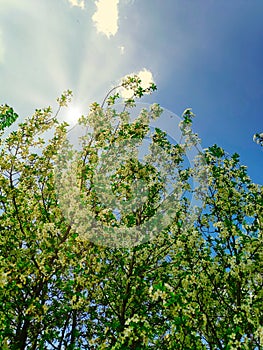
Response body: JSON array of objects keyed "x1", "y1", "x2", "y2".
[
  {"x1": 253, "y1": 133, "x2": 263, "y2": 147},
  {"x1": 0, "y1": 105, "x2": 19, "y2": 131},
  {"x1": 0, "y1": 77, "x2": 262, "y2": 349}
]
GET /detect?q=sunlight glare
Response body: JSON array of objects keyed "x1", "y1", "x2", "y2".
[{"x1": 63, "y1": 103, "x2": 84, "y2": 124}]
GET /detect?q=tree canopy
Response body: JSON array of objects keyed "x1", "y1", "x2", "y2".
[{"x1": 0, "y1": 78, "x2": 262, "y2": 349}]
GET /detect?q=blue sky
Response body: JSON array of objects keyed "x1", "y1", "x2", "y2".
[{"x1": 0, "y1": 0, "x2": 262, "y2": 184}]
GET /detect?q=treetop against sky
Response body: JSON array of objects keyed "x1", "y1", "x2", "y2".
[{"x1": 0, "y1": 77, "x2": 262, "y2": 349}]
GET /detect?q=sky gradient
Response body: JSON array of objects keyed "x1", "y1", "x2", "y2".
[{"x1": 0, "y1": 0, "x2": 262, "y2": 184}]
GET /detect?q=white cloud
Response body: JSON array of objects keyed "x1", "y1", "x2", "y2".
[
  {"x1": 120, "y1": 69, "x2": 155, "y2": 99},
  {"x1": 68, "y1": 0, "x2": 85, "y2": 9},
  {"x1": 92, "y1": 0, "x2": 119, "y2": 38},
  {"x1": 137, "y1": 69, "x2": 154, "y2": 89}
]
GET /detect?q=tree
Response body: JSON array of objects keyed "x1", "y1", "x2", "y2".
[
  {"x1": 0, "y1": 78, "x2": 262, "y2": 349},
  {"x1": 161, "y1": 146, "x2": 263, "y2": 349}
]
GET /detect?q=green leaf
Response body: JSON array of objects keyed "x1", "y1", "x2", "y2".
[
  {"x1": 208, "y1": 144, "x2": 225, "y2": 158},
  {"x1": 0, "y1": 104, "x2": 19, "y2": 131}
]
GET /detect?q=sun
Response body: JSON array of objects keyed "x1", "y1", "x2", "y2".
[{"x1": 63, "y1": 104, "x2": 84, "y2": 125}]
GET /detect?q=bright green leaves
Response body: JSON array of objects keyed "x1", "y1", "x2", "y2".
[
  {"x1": 207, "y1": 144, "x2": 225, "y2": 158},
  {"x1": 56, "y1": 89, "x2": 73, "y2": 107},
  {"x1": 194, "y1": 146, "x2": 263, "y2": 348},
  {"x1": 121, "y1": 75, "x2": 157, "y2": 99},
  {"x1": 102, "y1": 74, "x2": 157, "y2": 109},
  {"x1": 0, "y1": 104, "x2": 18, "y2": 131},
  {"x1": 107, "y1": 92, "x2": 120, "y2": 106},
  {"x1": 181, "y1": 108, "x2": 195, "y2": 125}
]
